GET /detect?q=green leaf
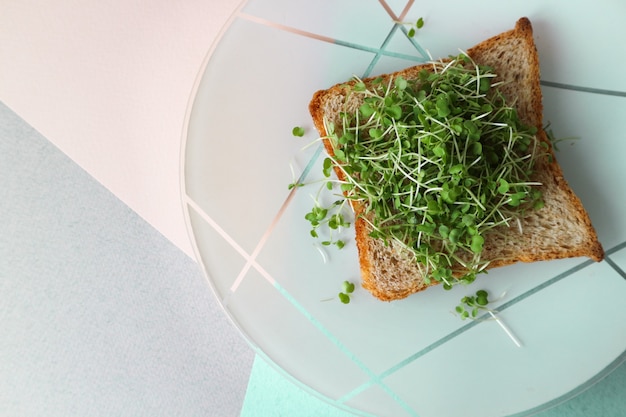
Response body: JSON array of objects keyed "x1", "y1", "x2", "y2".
[
  {"x1": 338, "y1": 292, "x2": 350, "y2": 304},
  {"x1": 533, "y1": 198, "x2": 545, "y2": 210},
  {"x1": 432, "y1": 145, "x2": 446, "y2": 158},
  {"x1": 449, "y1": 228, "x2": 461, "y2": 244},
  {"x1": 353, "y1": 81, "x2": 366, "y2": 92},
  {"x1": 340, "y1": 183, "x2": 353, "y2": 192},
  {"x1": 479, "y1": 76, "x2": 491, "y2": 93},
  {"x1": 462, "y1": 214, "x2": 475, "y2": 227},
  {"x1": 291, "y1": 126, "x2": 305, "y2": 137},
  {"x1": 314, "y1": 207, "x2": 328, "y2": 220},
  {"x1": 498, "y1": 179, "x2": 510, "y2": 194},
  {"x1": 463, "y1": 119, "x2": 477, "y2": 134},
  {"x1": 416, "y1": 222, "x2": 436, "y2": 234},
  {"x1": 436, "y1": 94, "x2": 451, "y2": 117},
  {"x1": 386, "y1": 104, "x2": 402, "y2": 119},
  {"x1": 395, "y1": 77, "x2": 408, "y2": 91},
  {"x1": 449, "y1": 164, "x2": 464, "y2": 175},
  {"x1": 427, "y1": 200, "x2": 441, "y2": 214},
  {"x1": 476, "y1": 294, "x2": 489, "y2": 306},
  {"x1": 359, "y1": 103, "x2": 375, "y2": 117},
  {"x1": 369, "y1": 128, "x2": 383, "y2": 139},
  {"x1": 322, "y1": 157, "x2": 333, "y2": 177},
  {"x1": 509, "y1": 191, "x2": 527, "y2": 207},
  {"x1": 470, "y1": 235, "x2": 484, "y2": 254}
]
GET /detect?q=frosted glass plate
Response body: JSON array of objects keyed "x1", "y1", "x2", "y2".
[{"x1": 181, "y1": 1, "x2": 626, "y2": 416}]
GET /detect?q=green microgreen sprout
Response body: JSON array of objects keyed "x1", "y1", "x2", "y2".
[
  {"x1": 320, "y1": 280, "x2": 356, "y2": 304},
  {"x1": 317, "y1": 52, "x2": 547, "y2": 289},
  {"x1": 287, "y1": 126, "x2": 308, "y2": 190},
  {"x1": 455, "y1": 289, "x2": 491, "y2": 320},
  {"x1": 338, "y1": 292, "x2": 350, "y2": 304},
  {"x1": 544, "y1": 122, "x2": 578, "y2": 152},
  {"x1": 287, "y1": 161, "x2": 304, "y2": 189},
  {"x1": 338, "y1": 280, "x2": 356, "y2": 304},
  {"x1": 292, "y1": 126, "x2": 305, "y2": 137},
  {"x1": 397, "y1": 17, "x2": 425, "y2": 38},
  {"x1": 286, "y1": 136, "x2": 353, "y2": 246},
  {"x1": 288, "y1": 122, "x2": 355, "y2": 247},
  {"x1": 455, "y1": 289, "x2": 523, "y2": 347},
  {"x1": 304, "y1": 196, "x2": 350, "y2": 249},
  {"x1": 287, "y1": 181, "x2": 304, "y2": 190}
]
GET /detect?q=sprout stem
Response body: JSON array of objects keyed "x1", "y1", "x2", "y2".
[{"x1": 488, "y1": 310, "x2": 523, "y2": 348}]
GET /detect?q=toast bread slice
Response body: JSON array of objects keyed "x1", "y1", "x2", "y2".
[{"x1": 309, "y1": 18, "x2": 604, "y2": 301}]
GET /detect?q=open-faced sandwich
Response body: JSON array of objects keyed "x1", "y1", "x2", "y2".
[{"x1": 308, "y1": 17, "x2": 604, "y2": 301}]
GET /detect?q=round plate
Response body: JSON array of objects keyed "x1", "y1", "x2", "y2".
[{"x1": 181, "y1": 1, "x2": 626, "y2": 416}]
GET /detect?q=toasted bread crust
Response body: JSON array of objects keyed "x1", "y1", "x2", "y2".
[{"x1": 309, "y1": 18, "x2": 603, "y2": 301}]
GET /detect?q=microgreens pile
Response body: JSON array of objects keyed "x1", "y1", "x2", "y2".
[{"x1": 313, "y1": 53, "x2": 546, "y2": 289}]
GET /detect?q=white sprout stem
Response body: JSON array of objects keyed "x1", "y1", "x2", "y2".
[
  {"x1": 288, "y1": 161, "x2": 296, "y2": 184},
  {"x1": 313, "y1": 243, "x2": 328, "y2": 264},
  {"x1": 488, "y1": 310, "x2": 523, "y2": 348}
]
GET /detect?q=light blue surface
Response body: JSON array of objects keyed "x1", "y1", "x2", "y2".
[
  {"x1": 0, "y1": 101, "x2": 254, "y2": 417},
  {"x1": 242, "y1": 355, "x2": 626, "y2": 417}
]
